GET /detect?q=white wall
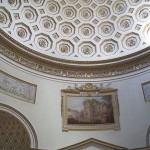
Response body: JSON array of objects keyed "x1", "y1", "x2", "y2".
[{"x1": 1, "y1": 59, "x2": 150, "y2": 150}]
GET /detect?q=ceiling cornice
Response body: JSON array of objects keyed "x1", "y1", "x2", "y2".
[{"x1": 1, "y1": 29, "x2": 150, "y2": 79}]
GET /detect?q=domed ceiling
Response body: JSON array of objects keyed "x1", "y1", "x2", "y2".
[{"x1": 0, "y1": 0, "x2": 150, "y2": 78}]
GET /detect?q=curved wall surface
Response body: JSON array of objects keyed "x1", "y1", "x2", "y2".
[{"x1": 1, "y1": 58, "x2": 150, "y2": 150}]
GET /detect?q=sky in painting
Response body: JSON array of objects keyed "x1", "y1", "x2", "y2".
[{"x1": 68, "y1": 96, "x2": 105, "y2": 111}]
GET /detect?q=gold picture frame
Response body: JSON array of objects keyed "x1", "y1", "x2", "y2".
[
  {"x1": 142, "y1": 81, "x2": 150, "y2": 102},
  {"x1": 61, "y1": 83, "x2": 120, "y2": 131}
]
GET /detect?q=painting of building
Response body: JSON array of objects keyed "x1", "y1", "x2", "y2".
[{"x1": 67, "y1": 96, "x2": 114, "y2": 124}]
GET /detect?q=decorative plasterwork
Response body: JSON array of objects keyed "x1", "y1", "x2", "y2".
[
  {"x1": 0, "y1": 37, "x2": 150, "y2": 79},
  {"x1": 0, "y1": 110, "x2": 31, "y2": 149},
  {"x1": 0, "y1": 0, "x2": 149, "y2": 61},
  {"x1": 0, "y1": 1, "x2": 150, "y2": 79},
  {"x1": 0, "y1": 103, "x2": 38, "y2": 149},
  {"x1": 0, "y1": 71, "x2": 37, "y2": 103},
  {"x1": 58, "y1": 138, "x2": 128, "y2": 150}
]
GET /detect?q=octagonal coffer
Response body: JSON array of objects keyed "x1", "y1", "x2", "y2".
[
  {"x1": 122, "y1": 33, "x2": 141, "y2": 50},
  {"x1": 14, "y1": 23, "x2": 32, "y2": 42},
  {"x1": 40, "y1": 16, "x2": 56, "y2": 32},
  {"x1": 128, "y1": 0, "x2": 142, "y2": 6},
  {"x1": 7, "y1": 0, "x2": 21, "y2": 10},
  {"x1": 0, "y1": 7, "x2": 12, "y2": 28},
  {"x1": 96, "y1": 5, "x2": 111, "y2": 20},
  {"x1": 79, "y1": 24, "x2": 95, "y2": 38},
  {"x1": 136, "y1": 5, "x2": 150, "y2": 22},
  {"x1": 117, "y1": 15, "x2": 134, "y2": 31},
  {"x1": 98, "y1": 21, "x2": 115, "y2": 37},
  {"x1": 31, "y1": 0, "x2": 45, "y2": 7},
  {"x1": 56, "y1": 40, "x2": 74, "y2": 56},
  {"x1": 62, "y1": 6, "x2": 77, "y2": 20},
  {"x1": 34, "y1": 34, "x2": 53, "y2": 51},
  {"x1": 59, "y1": 22, "x2": 75, "y2": 37},
  {"x1": 21, "y1": 6, "x2": 38, "y2": 23},
  {"x1": 79, "y1": 42, "x2": 96, "y2": 58},
  {"x1": 100, "y1": 39, "x2": 119, "y2": 56},
  {"x1": 79, "y1": 7, "x2": 93, "y2": 21},
  {"x1": 46, "y1": 0, "x2": 60, "y2": 15},
  {"x1": 112, "y1": 0, "x2": 127, "y2": 15}
]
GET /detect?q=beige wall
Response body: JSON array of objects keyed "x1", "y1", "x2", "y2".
[{"x1": 1, "y1": 58, "x2": 150, "y2": 150}]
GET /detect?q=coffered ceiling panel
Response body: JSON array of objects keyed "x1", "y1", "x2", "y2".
[
  {"x1": 0, "y1": 0, "x2": 150, "y2": 79},
  {"x1": 0, "y1": 0, "x2": 149, "y2": 62}
]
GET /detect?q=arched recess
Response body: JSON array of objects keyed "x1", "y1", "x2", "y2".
[
  {"x1": 0, "y1": 103, "x2": 38, "y2": 149},
  {"x1": 146, "y1": 124, "x2": 150, "y2": 146}
]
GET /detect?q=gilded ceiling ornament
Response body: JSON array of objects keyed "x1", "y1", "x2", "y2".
[
  {"x1": 126, "y1": 37, "x2": 137, "y2": 47},
  {"x1": 120, "y1": 19, "x2": 130, "y2": 29},
  {"x1": 43, "y1": 20, "x2": 51, "y2": 29},
  {"x1": 80, "y1": 8, "x2": 93, "y2": 20},
  {"x1": 62, "y1": 26, "x2": 71, "y2": 35},
  {"x1": 60, "y1": 44, "x2": 70, "y2": 54},
  {"x1": 48, "y1": 4, "x2": 56, "y2": 13},
  {"x1": 38, "y1": 38, "x2": 48, "y2": 48},
  {"x1": 81, "y1": 28, "x2": 91, "y2": 36},
  {"x1": 0, "y1": 12, "x2": 6, "y2": 24},
  {"x1": 139, "y1": 8, "x2": 150, "y2": 19},
  {"x1": 104, "y1": 43, "x2": 114, "y2": 53},
  {"x1": 101, "y1": 25, "x2": 112, "y2": 34},
  {"x1": 81, "y1": 45, "x2": 93, "y2": 55},
  {"x1": 63, "y1": 6, "x2": 76, "y2": 19},
  {"x1": 67, "y1": 0, "x2": 77, "y2": 4},
  {"x1": 113, "y1": 1, "x2": 127, "y2": 14},
  {"x1": 98, "y1": 7, "x2": 109, "y2": 18},
  {"x1": 81, "y1": 0, "x2": 92, "y2": 4},
  {"x1": 17, "y1": 27, "x2": 27, "y2": 39},
  {"x1": 24, "y1": 10, "x2": 34, "y2": 20},
  {"x1": 0, "y1": 0, "x2": 149, "y2": 63},
  {"x1": 33, "y1": 0, "x2": 40, "y2": 4},
  {"x1": 94, "y1": 0, "x2": 105, "y2": 4},
  {"x1": 8, "y1": 0, "x2": 16, "y2": 5}
]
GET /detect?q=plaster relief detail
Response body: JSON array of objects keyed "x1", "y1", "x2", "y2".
[
  {"x1": 40, "y1": 16, "x2": 56, "y2": 32},
  {"x1": 62, "y1": 6, "x2": 76, "y2": 20},
  {"x1": 79, "y1": 42, "x2": 96, "y2": 57},
  {"x1": 96, "y1": 6, "x2": 110, "y2": 19},
  {"x1": 56, "y1": 40, "x2": 74, "y2": 56},
  {"x1": 0, "y1": 7, "x2": 12, "y2": 27},
  {"x1": 46, "y1": 0, "x2": 60, "y2": 15},
  {"x1": 117, "y1": 15, "x2": 134, "y2": 31},
  {"x1": 79, "y1": 24, "x2": 95, "y2": 38},
  {"x1": 14, "y1": 23, "x2": 31, "y2": 42},
  {"x1": 122, "y1": 33, "x2": 141, "y2": 50},
  {"x1": 59, "y1": 22, "x2": 75, "y2": 37},
  {"x1": 31, "y1": 0, "x2": 45, "y2": 7},
  {"x1": 101, "y1": 39, "x2": 119, "y2": 55},
  {"x1": 136, "y1": 5, "x2": 150, "y2": 22},
  {"x1": 0, "y1": 71, "x2": 37, "y2": 103},
  {"x1": 99, "y1": 22, "x2": 114, "y2": 36},
  {"x1": 79, "y1": 7, "x2": 93, "y2": 21},
  {"x1": 128, "y1": 0, "x2": 142, "y2": 6},
  {"x1": 34, "y1": 34, "x2": 52, "y2": 51},
  {"x1": 0, "y1": 0, "x2": 149, "y2": 62},
  {"x1": 22, "y1": 6, "x2": 38, "y2": 23},
  {"x1": 7, "y1": 0, "x2": 21, "y2": 9},
  {"x1": 1, "y1": 43, "x2": 150, "y2": 79},
  {"x1": 112, "y1": 0, "x2": 127, "y2": 14}
]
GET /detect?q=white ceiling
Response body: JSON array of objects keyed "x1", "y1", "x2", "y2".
[{"x1": 0, "y1": 0, "x2": 150, "y2": 61}]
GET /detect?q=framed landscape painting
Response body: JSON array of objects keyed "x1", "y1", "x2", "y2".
[
  {"x1": 142, "y1": 81, "x2": 150, "y2": 102},
  {"x1": 61, "y1": 83, "x2": 120, "y2": 131}
]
